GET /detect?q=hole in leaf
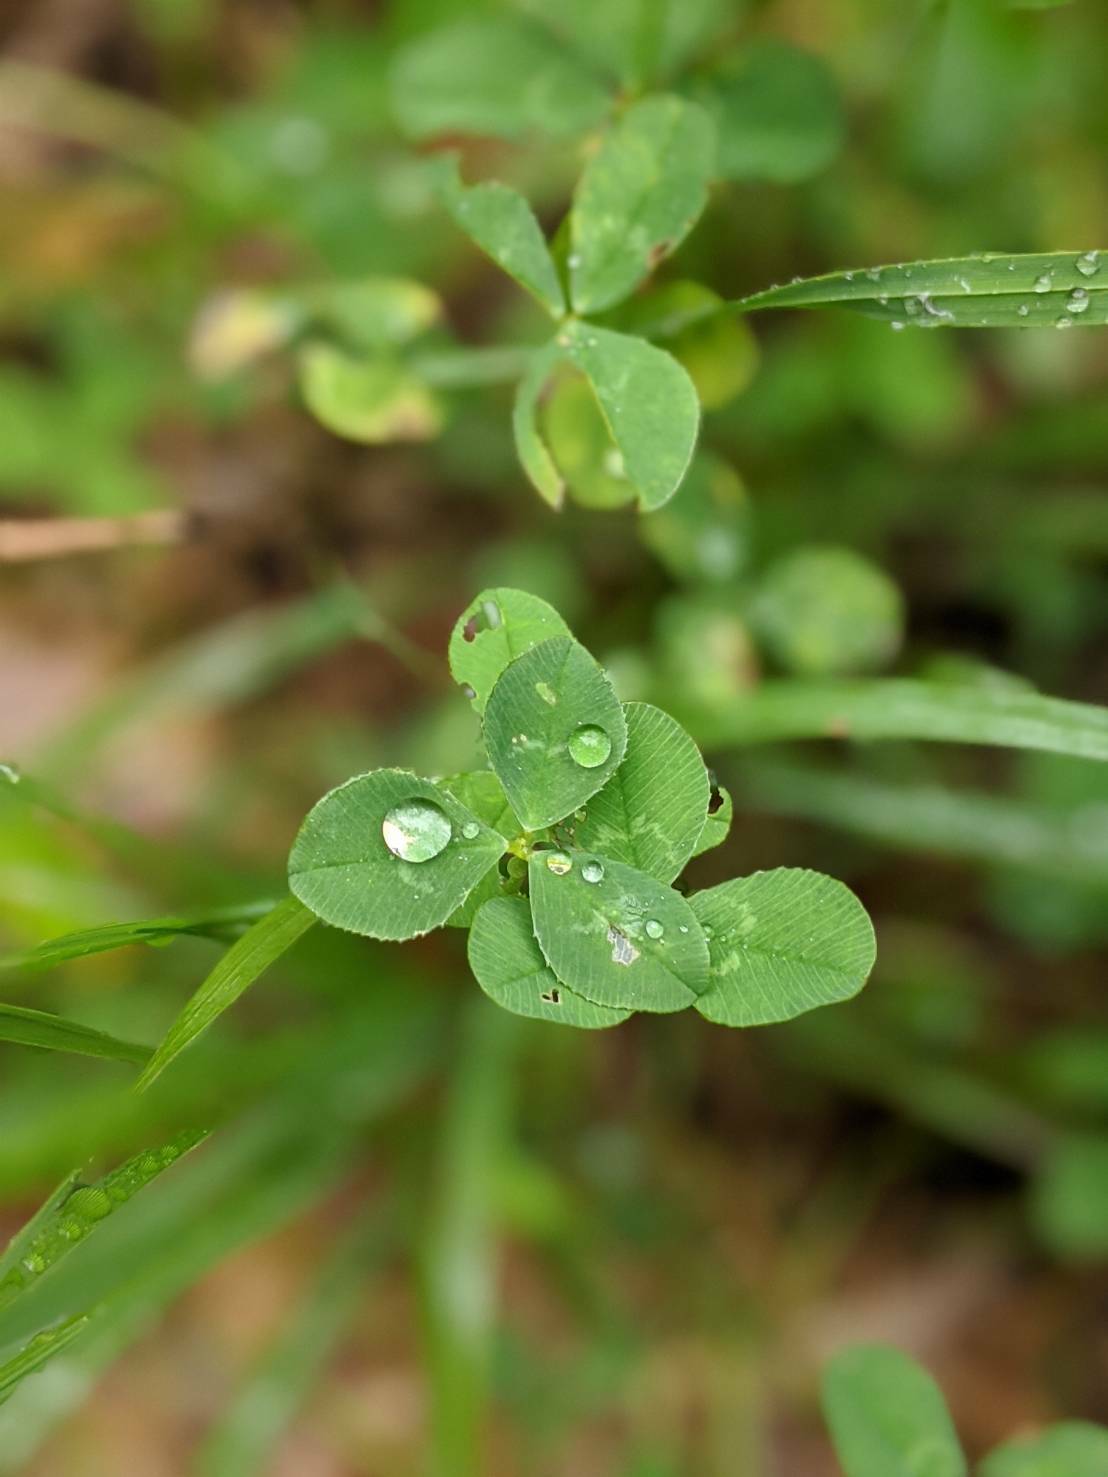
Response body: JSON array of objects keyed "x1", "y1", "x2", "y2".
[{"x1": 540, "y1": 987, "x2": 561, "y2": 1005}]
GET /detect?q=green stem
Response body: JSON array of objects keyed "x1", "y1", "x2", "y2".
[{"x1": 410, "y1": 345, "x2": 535, "y2": 389}]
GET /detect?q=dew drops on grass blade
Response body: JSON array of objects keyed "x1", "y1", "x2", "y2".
[{"x1": 737, "y1": 252, "x2": 1108, "y2": 327}]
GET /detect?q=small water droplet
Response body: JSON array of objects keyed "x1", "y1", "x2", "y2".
[
  {"x1": 460, "y1": 683, "x2": 476, "y2": 700},
  {"x1": 890, "y1": 321, "x2": 906, "y2": 332},
  {"x1": 461, "y1": 821, "x2": 480, "y2": 840},
  {"x1": 535, "y1": 681, "x2": 558, "y2": 706},
  {"x1": 1033, "y1": 272, "x2": 1053, "y2": 293},
  {"x1": 582, "y1": 860, "x2": 604, "y2": 884},
  {"x1": 568, "y1": 725, "x2": 612, "y2": 768},
  {"x1": 679, "y1": 925, "x2": 689, "y2": 934},
  {"x1": 644, "y1": 919, "x2": 664, "y2": 939},
  {"x1": 1067, "y1": 288, "x2": 1090, "y2": 314},
  {"x1": 567, "y1": 252, "x2": 581, "y2": 269},
  {"x1": 1017, "y1": 303, "x2": 1030, "y2": 317},
  {"x1": 382, "y1": 799, "x2": 452, "y2": 862},
  {"x1": 22, "y1": 1254, "x2": 45, "y2": 1275},
  {"x1": 1075, "y1": 251, "x2": 1099, "y2": 278},
  {"x1": 545, "y1": 851, "x2": 573, "y2": 875},
  {"x1": 1056, "y1": 315, "x2": 1073, "y2": 329}
]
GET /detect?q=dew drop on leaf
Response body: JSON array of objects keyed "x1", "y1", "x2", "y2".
[
  {"x1": 461, "y1": 821, "x2": 480, "y2": 840},
  {"x1": 381, "y1": 799, "x2": 453, "y2": 862},
  {"x1": 535, "y1": 681, "x2": 558, "y2": 706},
  {"x1": 1076, "y1": 251, "x2": 1099, "y2": 278},
  {"x1": 1067, "y1": 289, "x2": 1090, "y2": 314},
  {"x1": 568, "y1": 724, "x2": 613, "y2": 768},
  {"x1": 545, "y1": 851, "x2": 573, "y2": 875},
  {"x1": 1033, "y1": 273, "x2": 1053, "y2": 293},
  {"x1": 645, "y1": 918, "x2": 664, "y2": 939},
  {"x1": 582, "y1": 860, "x2": 604, "y2": 884}
]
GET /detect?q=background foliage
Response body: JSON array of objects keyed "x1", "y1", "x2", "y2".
[{"x1": 0, "y1": 0, "x2": 1106, "y2": 1473}]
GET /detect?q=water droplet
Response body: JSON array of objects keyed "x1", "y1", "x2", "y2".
[
  {"x1": 65, "y1": 1187, "x2": 112, "y2": 1222},
  {"x1": 582, "y1": 860, "x2": 604, "y2": 884},
  {"x1": 382, "y1": 799, "x2": 452, "y2": 863},
  {"x1": 567, "y1": 252, "x2": 581, "y2": 269},
  {"x1": 890, "y1": 321, "x2": 906, "y2": 332},
  {"x1": 545, "y1": 851, "x2": 573, "y2": 875},
  {"x1": 460, "y1": 683, "x2": 476, "y2": 700},
  {"x1": 1075, "y1": 251, "x2": 1099, "y2": 278},
  {"x1": 679, "y1": 925, "x2": 689, "y2": 934},
  {"x1": 1017, "y1": 303, "x2": 1030, "y2": 317},
  {"x1": 568, "y1": 725, "x2": 612, "y2": 769},
  {"x1": 644, "y1": 919, "x2": 664, "y2": 939},
  {"x1": 1067, "y1": 288, "x2": 1090, "y2": 314},
  {"x1": 1056, "y1": 315, "x2": 1073, "y2": 329},
  {"x1": 461, "y1": 821, "x2": 480, "y2": 840},
  {"x1": 1033, "y1": 272, "x2": 1053, "y2": 293},
  {"x1": 574, "y1": 808, "x2": 587, "y2": 823},
  {"x1": 22, "y1": 1254, "x2": 44, "y2": 1275},
  {"x1": 535, "y1": 681, "x2": 558, "y2": 706}
]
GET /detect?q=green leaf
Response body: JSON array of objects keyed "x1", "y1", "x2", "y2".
[
  {"x1": 468, "y1": 897, "x2": 631, "y2": 1028},
  {"x1": 979, "y1": 1423, "x2": 1108, "y2": 1477},
  {"x1": 691, "y1": 782, "x2": 733, "y2": 858},
  {"x1": 1030, "y1": 1135, "x2": 1108, "y2": 1259},
  {"x1": 0, "y1": 901, "x2": 276, "y2": 974},
  {"x1": 520, "y1": 0, "x2": 729, "y2": 89},
  {"x1": 448, "y1": 588, "x2": 571, "y2": 715},
  {"x1": 512, "y1": 345, "x2": 566, "y2": 509},
  {"x1": 540, "y1": 370, "x2": 638, "y2": 511},
  {"x1": 437, "y1": 771, "x2": 521, "y2": 928},
  {"x1": 739, "y1": 251, "x2": 1108, "y2": 327},
  {"x1": 0, "y1": 1004, "x2": 150, "y2": 1067},
  {"x1": 569, "y1": 94, "x2": 715, "y2": 314},
  {"x1": 575, "y1": 702, "x2": 709, "y2": 882},
  {"x1": 529, "y1": 850, "x2": 708, "y2": 1012},
  {"x1": 389, "y1": 17, "x2": 611, "y2": 141},
  {"x1": 137, "y1": 896, "x2": 316, "y2": 1091},
  {"x1": 288, "y1": 769, "x2": 504, "y2": 940},
  {"x1": 683, "y1": 678, "x2": 1108, "y2": 763},
  {"x1": 299, "y1": 277, "x2": 441, "y2": 352},
  {"x1": 483, "y1": 636, "x2": 628, "y2": 830},
  {"x1": 436, "y1": 159, "x2": 564, "y2": 317},
  {"x1": 298, "y1": 344, "x2": 442, "y2": 444},
  {"x1": 690, "y1": 38, "x2": 844, "y2": 182},
  {"x1": 691, "y1": 869, "x2": 875, "y2": 1027},
  {"x1": 560, "y1": 322, "x2": 699, "y2": 510},
  {"x1": 821, "y1": 1344, "x2": 967, "y2": 1477},
  {"x1": 750, "y1": 545, "x2": 905, "y2": 677},
  {"x1": 0, "y1": 1315, "x2": 89, "y2": 1406},
  {"x1": 0, "y1": 1130, "x2": 209, "y2": 1317}
]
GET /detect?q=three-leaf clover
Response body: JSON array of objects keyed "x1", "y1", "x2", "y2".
[{"x1": 288, "y1": 588, "x2": 876, "y2": 1029}]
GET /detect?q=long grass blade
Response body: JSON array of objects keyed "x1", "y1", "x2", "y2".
[
  {"x1": 0, "y1": 1315, "x2": 90, "y2": 1406},
  {"x1": 138, "y1": 897, "x2": 315, "y2": 1092},
  {"x1": 0, "y1": 1005, "x2": 150, "y2": 1066}
]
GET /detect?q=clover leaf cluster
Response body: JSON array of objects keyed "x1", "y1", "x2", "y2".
[{"x1": 287, "y1": 589, "x2": 875, "y2": 1029}]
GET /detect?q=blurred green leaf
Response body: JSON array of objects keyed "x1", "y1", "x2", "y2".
[
  {"x1": 639, "y1": 452, "x2": 751, "y2": 583},
  {"x1": 512, "y1": 345, "x2": 567, "y2": 509},
  {"x1": 448, "y1": 589, "x2": 571, "y2": 715},
  {"x1": 822, "y1": 1344, "x2": 967, "y2": 1477},
  {"x1": 289, "y1": 770, "x2": 504, "y2": 940},
  {"x1": 483, "y1": 636, "x2": 627, "y2": 830},
  {"x1": 138, "y1": 897, "x2": 315, "y2": 1091},
  {"x1": 390, "y1": 17, "x2": 611, "y2": 139},
  {"x1": 0, "y1": 1005, "x2": 149, "y2": 1068},
  {"x1": 520, "y1": 0, "x2": 730, "y2": 89},
  {"x1": 691, "y1": 38, "x2": 844, "y2": 182},
  {"x1": 561, "y1": 323, "x2": 699, "y2": 511},
  {"x1": 691, "y1": 869, "x2": 875, "y2": 1027},
  {"x1": 750, "y1": 545, "x2": 905, "y2": 677},
  {"x1": 541, "y1": 371, "x2": 638, "y2": 511},
  {"x1": 0, "y1": 1316, "x2": 89, "y2": 1407},
  {"x1": 574, "y1": 702, "x2": 709, "y2": 882},
  {"x1": 529, "y1": 851, "x2": 708, "y2": 1012},
  {"x1": 686, "y1": 679, "x2": 1108, "y2": 762},
  {"x1": 1, "y1": 903, "x2": 276, "y2": 974},
  {"x1": 569, "y1": 94, "x2": 714, "y2": 314},
  {"x1": 468, "y1": 896, "x2": 630, "y2": 1027},
  {"x1": 1031, "y1": 1135, "x2": 1108, "y2": 1258},
  {"x1": 299, "y1": 344, "x2": 442, "y2": 443},
  {"x1": 980, "y1": 1423, "x2": 1108, "y2": 1476},
  {"x1": 740, "y1": 252, "x2": 1108, "y2": 327}
]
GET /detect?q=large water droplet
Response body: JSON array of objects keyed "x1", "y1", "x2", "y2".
[
  {"x1": 545, "y1": 851, "x2": 573, "y2": 875},
  {"x1": 568, "y1": 724, "x2": 612, "y2": 768},
  {"x1": 1067, "y1": 288, "x2": 1090, "y2": 314},
  {"x1": 66, "y1": 1187, "x2": 112, "y2": 1222},
  {"x1": 582, "y1": 860, "x2": 604, "y2": 884},
  {"x1": 644, "y1": 919, "x2": 664, "y2": 940},
  {"x1": 382, "y1": 799, "x2": 452, "y2": 862},
  {"x1": 1075, "y1": 251, "x2": 1099, "y2": 278}
]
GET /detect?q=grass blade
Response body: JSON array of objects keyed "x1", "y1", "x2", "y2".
[
  {"x1": 684, "y1": 679, "x2": 1108, "y2": 762},
  {"x1": 0, "y1": 901, "x2": 279, "y2": 974},
  {"x1": 0, "y1": 1130, "x2": 208, "y2": 1317},
  {"x1": 0, "y1": 1315, "x2": 90, "y2": 1406},
  {"x1": 0, "y1": 1004, "x2": 150, "y2": 1066},
  {"x1": 137, "y1": 897, "x2": 315, "y2": 1091},
  {"x1": 738, "y1": 251, "x2": 1107, "y2": 327}
]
